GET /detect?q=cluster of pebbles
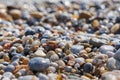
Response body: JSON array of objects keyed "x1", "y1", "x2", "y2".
[{"x1": 0, "y1": 0, "x2": 120, "y2": 80}]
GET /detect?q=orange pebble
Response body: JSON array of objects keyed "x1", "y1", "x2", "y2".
[{"x1": 3, "y1": 43, "x2": 11, "y2": 50}]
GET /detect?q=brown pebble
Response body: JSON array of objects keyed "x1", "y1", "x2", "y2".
[
  {"x1": 79, "y1": 11, "x2": 93, "y2": 19},
  {"x1": 85, "y1": 59, "x2": 93, "y2": 63},
  {"x1": 85, "y1": 47, "x2": 91, "y2": 53},
  {"x1": 3, "y1": 54, "x2": 10, "y2": 62},
  {"x1": 30, "y1": 11, "x2": 43, "y2": 19},
  {"x1": 16, "y1": 45, "x2": 24, "y2": 53},
  {"x1": 9, "y1": 9, "x2": 21, "y2": 19},
  {"x1": 0, "y1": 12, "x2": 13, "y2": 22},
  {"x1": 92, "y1": 20, "x2": 99, "y2": 29},
  {"x1": 0, "y1": 46, "x2": 3, "y2": 52},
  {"x1": 68, "y1": 60, "x2": 75, "y2": 66},
  {"x1": 111, "y1": 24, "x2": 119, "y2": 33},
  {"x1": 0, "y1": 70, "x2": 4, "y2": 75},
  {"x1": 47, "y1": 41, "x2": 59, "y2": 50},
  {"x1": 19, "y1": 57, "x2": 29, "y2": 65}
]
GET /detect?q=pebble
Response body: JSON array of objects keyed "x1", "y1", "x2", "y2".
[
  {"x1": 37, "y1": 73, "x2": 49, "y2": 80},
  {"x1": 2, "y1": 72, "x2": 13, "y2": 79},
  {"x1": 47, "y1": 66, "x2": 56, "y2": 73},
  {"x1": 48, "y1": 73, "x2": 57, "y2": 80},
  {"x1": 89, "y1": 38, "x2": 107, "y2": 47},
  {"x1": 4, "y1": 65, "x2": 15, "y2": 72},
  {"x1": 9, "y1": 9, "x2": 21, "y2": 19},
  {"x1": 79, "y1": 11, "x2": 93, "y2": 19},
  {"x1": 111, "y1": 24, "x2": 120, "y2": 34},
  {"x1": 29, "y1": 57, "x2": 50, "y2": 72},
  {"x1": 83, "y1": 62, "x2": 93, "y2": 73},
  {"x1": 50, "y1": 54, "x2": 59, "y2": 62},
  {"x1": 99, "y1": 45, "x2": 115, "y2": 54},
  {"x1": 92, "y1": 20, "x2": 100, "y2": 29},
  {"x1": 33, "y1": 49, "x2": 46, "y2": 57},
  {"x1": 70, "y1": 45, "x2": 84, "y2": 55},
  {"x1": 93, "y1": 54, "x2": 108, "y2": 66},
  {"x1": 30, "y1": 11, "x2": 43, "y2": 19}
]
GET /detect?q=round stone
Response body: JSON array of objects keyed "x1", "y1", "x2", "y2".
[
  {"x1": 29, "y1": 57, "x2": 50, "y2": 72},
  {"x1": 83, "y1": 62, "x2": 93, "y2": 73}
]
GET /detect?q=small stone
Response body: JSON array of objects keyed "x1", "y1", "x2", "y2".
[
  {"x1": 55, "y1": 48, "x2": 62, "y2": 54},
  {"x1": 24, "y1": 29, "x2": 35, "y2": 36},
  {"x1": 3, "y1": 54, "x2": 10, "y2": 62},
  {"x1": 9, "y1": 9, "x2": 21, "y2": 19},
  {"x1": 2, "y1": 72, "x2": 13, "y2": 79},
  {"x1": 34, "y1": 49, "x2": 46, "y2": 57},
  {"x1": 79, "y1": 11, "x2": 93, "y2": 19},
  {"x1": 4, "y1": 65, "x2": 15, "y2": 72},
  {"x1": 30, "y1": 11, "x2": 43, "y2": 19},
  {"x1": 111, "y1": 24, "x2": 120, "y2": 33},
  {"x1": 47, "y1": 66, "x2": 56, "y2": 73},
  {"x1": 0, "y1": 46, "x2": 3, "y2": 51},
  {"x1": 19, "y1": 57, "x2": 29, "y2": 65},
  {"x1": 92, "y1": 20, "x2": 99, "y2": 29},
  {"x1": 56, "y1": 60, "x2": 66, "y2": 69},
  {"x1": 83, "y1": 62, "x2": 93, "y2": 73},
  {"x1": 16, "y1": 45, "x2": 24, "y2": 53},
  {"x1": 48, "y1": 73, "x2": 57, "y2": 80},
  {"x1": 106, "y1": 57, "x2": 116, "y2": 70},
  {"x1": 99, "y1": 45, "x2": 115, "y2": 54},
  {"x1": 68, "y1": 60, "x2": 75, "y2": 66},
  {"x1": 37, "y1": 73, "x2": 49, "y2": 80},
  {"x1": 64, "y1": 66, "x2": 72, "y2": 72},
  {"x1": 93, "y1": 54, "x2": 108, "y2": 66},
  {"x1": 31, "y1": 40, "x2": 41, "y2": 52},
  {"x1": 29, "y1": 57, "x2": 50, "y2": 72},
  {"x1": 50, "y1": 54, "x2": 59, "y2": 62},
  {"x1": 89, "y1": 38, "x2": 107, "y2": 47},
  {"x1": 75, "y1": 58, "x2": 85, "y2": 64},
  {"x1": 70, "y1": 45, "x2": 84, "y2": 55}
]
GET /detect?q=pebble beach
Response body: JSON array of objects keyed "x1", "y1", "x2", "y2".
[{"x1": 0, "y1": 0, "x2": 120, "y2": 80}]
